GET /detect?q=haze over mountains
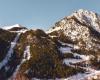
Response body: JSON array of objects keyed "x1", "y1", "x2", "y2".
[{"x1": 0, "y1": 9, "x2": 100, "y2": 80}]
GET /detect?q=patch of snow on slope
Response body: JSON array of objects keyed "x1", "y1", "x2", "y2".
[
  {"x1": 84, "y1": 70, "x2": 100, "y2": 80},
  {"x1": 67, "y1": 73, "x2": 88, "y2": 80},
  {"x1": 10, "y1": 29, "x2": 28, "y2": 33},
  {"x1": 73, "y1": 53, "x2": 93, "y2": 61},
  {"x1": 23, "y1": 46, "x2": 31, "y2": 61},
  {"x1": 68, "y1": 70, "x2": 100, "y2": 80},
  {"x1": 0, "y1": 33, "x2": 21, "y2": 70},
  {"x1": 63, "y1": 59, "x2": 84, "y2": 66},
  {"x1": 46, "y1": 26, "x2": 61, "y2": 33},
  {"x1": 10, "y1": 45, "x2": 31, "y2": 80},
  {"x1": 2, "y1": 24, "x2": 22, "y2": 30},
  {"x1": 58, "y1": 40, "x2": 73, "y2": 47},
  {"x1": 58, "y1": 41, "x2": 93, "y2": 61},
  {"x1": 59, "y1": 47, "x2": 72, "y2": 53},
  {"x1": 49, "y1": 35, "x2": 58, "y2": 38}
]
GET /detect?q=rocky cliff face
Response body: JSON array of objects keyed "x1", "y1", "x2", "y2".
[
  {"x1": 47, "y1": 9, "x2": 100, "y2": 55},
  {"x1": 0, "y1": 9, "x2": 100, "y2": 80}
]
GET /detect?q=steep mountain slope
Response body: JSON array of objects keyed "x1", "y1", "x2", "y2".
[
  {"x1": 0, "y1": 29, "x2": 16, "y2": 62},
  {"x1": 0, "y1": 9, "x2": 100, "y2": 80},
  {"x1": 47, "y1": 9, "x2": 100, "y2": 55},
  {"x1": 47, "y1": 9, "x2": 100, "y2": 79}
]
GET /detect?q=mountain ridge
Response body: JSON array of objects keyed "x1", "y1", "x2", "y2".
[{"x1": 0, "y1": 9, "x2": 100, "y2": 80}]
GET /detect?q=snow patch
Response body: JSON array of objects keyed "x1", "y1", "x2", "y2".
[
  {"x1": 0, "y1": 33, "x2": 21, "y2": 70},
  {"x1": 10, "y1": 45, "x2": 31, "y2": 80},
  {"x1": 23, "y1": 46, "x2": 31, "y2": 61},
  {"x1": 63, "y1": 59, "x2": 84, "y2": 66},
  {"x1": 58, "y1": 40, "x2": 73, "y2": 47},
  {"x1": 10, "y1": 29, "x2": 28, "y2": 33},
  {"x1": 59, "y1": 47, "x2": 72, "y2": 53},
  {"x1": 73, "y1": 53, "x2": 92, "y2": 61},
  {"x1": 49, "y1": 35, "x2": 58, "y2": 38},
  {"x1": 67, "y1": 73, "x2": 87, "y2": 80},
  {"x1": 46, "y1": 26, "x2": 61, "y2": 33},
  {"x1": 2, "y1": 24, "x2": 22, "y2": 30}
]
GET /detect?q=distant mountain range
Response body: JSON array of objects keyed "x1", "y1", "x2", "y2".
[{"x1": 0, "y1": 9, "x2": 100, "y2": 80}]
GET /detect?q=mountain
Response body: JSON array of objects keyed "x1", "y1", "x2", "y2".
[
  {"x1": 47, "y1": 9, "x2": 100, "y2": 54},
  {"x1": 0, "y1": 9, "x2": 100, "y2": 80},
  {"x1": 2, "y1": 24, "x2": 27, "y2": 31}
]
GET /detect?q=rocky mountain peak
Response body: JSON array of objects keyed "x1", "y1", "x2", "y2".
[
  {"x1": 47, "y1": 9, "x2": 100, "y2": 53},
  {"x1": 0, "y1": 9, "x2": 100, "y2": 80},
  {"x1": 2, "y1": 24, "x2": 27, "y2": 32},
  {"x1": 2, "y1": 24, "x2": 22, "y2": 29},
  {"x1": 70, "y1": 9, "x2": 100, "y2": 33}
]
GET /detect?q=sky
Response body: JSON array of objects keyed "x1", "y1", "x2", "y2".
[{"x1": 0, "y1": 0, "x2": 100, "y2": 30}]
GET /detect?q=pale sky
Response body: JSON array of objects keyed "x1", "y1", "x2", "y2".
[{"x1": 0, "y1": 0, "x2": 100, "y2": 30}]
